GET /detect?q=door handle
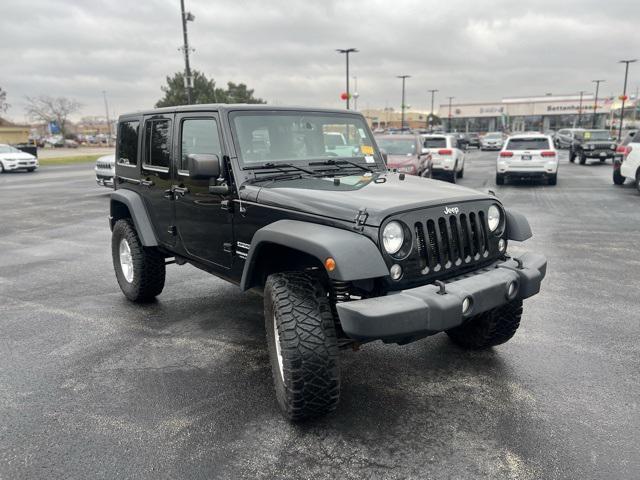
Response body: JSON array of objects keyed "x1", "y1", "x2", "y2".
[
  {"x1": 163, "y1": 189, "x2": 173, "y2": 199},
  {"x1": 141, "y1": 179, "x2": 154, "y2": 187}
]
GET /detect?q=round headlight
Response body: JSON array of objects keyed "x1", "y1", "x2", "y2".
[
  {"x1": 487, "y1": 205, "x2": 501, "y2": 232},
  {"x1": 382, "y1": 221, "x2": 404, "y2": 255}
]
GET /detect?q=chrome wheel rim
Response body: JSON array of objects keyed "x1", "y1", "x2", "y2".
[
  {"x1": 273, "y1": 314, "x2": 284, "y2": 382},
  {"x1": 119, "y1": 238, "x2": 134, "y2": 283}
]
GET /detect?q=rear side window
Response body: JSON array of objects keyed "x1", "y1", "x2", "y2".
[
  {"x1": 424, "y1": 137, "x2": 447, "y2": 148},
  {"x1": 506, "y1": 138, "x2": 550, "y2": 150},
  {"x1": 117, "y1": 120, "x2": 139, "y2": 166},
  {"x1": 144, "y1": 119, "x2": 171, "y2": 169},
  {"x1": 180, "y1": 118, "x2": 222, "y2": 171}
]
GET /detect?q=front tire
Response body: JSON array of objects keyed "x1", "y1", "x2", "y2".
[
  {"x1": 579, "y1": 154, "x2": 587, "y2": 165},
  {"x1": 446, "y1": 300, "x2": 523, "y2": 350},
  {"x1": 264, "y1": 272, "x2": 340, "y2": 421},
  {"x1": 111, "y1": 219, "x2": 166, "y2": 302}
]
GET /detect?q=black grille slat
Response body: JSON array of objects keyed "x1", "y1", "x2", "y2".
[
  {"x1": 415, "y1": 223, "x2": 428, "y2": 271},
  {"x1": 426, "y1": 220, "x2": 440, "y2": 271},
  {"x1": 449, "y1": 216, "x2": 462, "y2": 265},
  {"x1": 436, "y1": 218, "x2": 450, "y2": 268}
]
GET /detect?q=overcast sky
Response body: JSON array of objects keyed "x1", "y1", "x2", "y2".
[{"x1": 1, "y1": 0, "x2": 639, "y2": 122}]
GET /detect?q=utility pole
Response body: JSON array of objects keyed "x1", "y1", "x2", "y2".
[
  {"x1": 397, "y1": 75, "x2": 410, "y2": 131},
  {"x1": 336, "y1": 48, "x2": 358, "y2": 109},
  {"x1": 591, "y1": 80, "x2": 605, "y2": 129},
  {"x1": 447, "y1": 96, "x2": 455, "y2": 133},
  {"x1": 180, "y1": 0, "x2": 195, "y2": 104},
  {"x1": 427, "y1": 89, "x2": 438, "y2": 131},
  {"x1": 577, "y1": 91, "x2": 585, "y2": 127},
  {"x1": 618, "y1": 59, "x2": 637, "y2": 140},
  {"x1": 102, "y1": 90, "x2": 111, "y2": 147}
]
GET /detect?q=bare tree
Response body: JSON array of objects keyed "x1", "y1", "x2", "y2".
[
  {"x1": 0, "y1": 87, "x2": 8, "y2": 114},
  {"x1": 24, "y1": 95, "x2": 82, "y2": 137}
]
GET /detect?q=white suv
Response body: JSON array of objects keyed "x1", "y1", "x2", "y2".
[
  {"x1": 496, "y1": 134, "x2": 558, "y2": 185},
  {"x1": 613, "y1": 133, "x2": 640, "y2": 192},
  {"x1": 0, "y1": 144, "x2": 39, "y2": 172},
  {"x1": 421, "y1": 134, "x2": 465, "y2": 183}
]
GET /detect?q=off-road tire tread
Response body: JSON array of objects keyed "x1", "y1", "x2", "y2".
[
  {"x1": 265, "y1": 272, "x2": 339, "y2": 421},
  {"x1": 112, "y1": 219, "x2": 165, "y2": 302},
  {"x1": 446, "y1": 300, "x2": 523, "y2": 350}
]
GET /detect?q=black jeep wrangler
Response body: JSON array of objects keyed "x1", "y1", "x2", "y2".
[
  {"x1": 569, "y1": 129, "x2": 617, "y2": 164},
  {"x1": 109, "y1": 105, "x2": 547, "y2": 420}
]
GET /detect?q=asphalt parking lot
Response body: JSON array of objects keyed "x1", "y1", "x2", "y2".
[{"x1": 1, "y1": 150, "x2": 638, "y2": 479}]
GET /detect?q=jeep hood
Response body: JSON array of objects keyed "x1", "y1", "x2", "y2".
[{"x1": 249, "y1": 173, "x2": 491, "y2": 226}]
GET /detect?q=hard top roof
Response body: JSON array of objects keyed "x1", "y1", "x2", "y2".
[{"x1": 118, "y1": 104, "x2": 358, "y2": 119}]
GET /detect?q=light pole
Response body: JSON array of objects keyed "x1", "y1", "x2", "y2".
[
  {"x1": 618, "y1": 59, "x2": 637, "y2": 140},
  {"x1": 397, "y1": 75, "x2": 410, "y2": 131},
  {"x1": 447, "y1": 96, "x2": 455, "y2": 133},
  {"x1": 577, "y1": 90, "x2": 586, "y2": 127},
  {"x1": 336, "y1": 48, "x2": 358, "y2": 109},
  {"x1": 427, "y1": 89, "x2": 438, "y2": 131},
  {"x1": 102, "y1": 90, "x2": 111, "y2": 147},
  {"x1": 591, "y1": 79, "x2": 605, "y2": 129},
  {"x1": 179, "y1": 0, "x2": 195, "y2": 104}
]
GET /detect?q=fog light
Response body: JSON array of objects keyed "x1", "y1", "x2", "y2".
[
  {"x1": 507, "y1": 281, "x2": 518, "y2": 298},
  {"x1": 462, "y1": 296, "x2": 472, "y2": 315},
  {"x1": 390, "y1": 264, "x2": 402, "y2": 280},
  {"x1": 498, "y1": 238, "x2": 506, "y2": 252}
]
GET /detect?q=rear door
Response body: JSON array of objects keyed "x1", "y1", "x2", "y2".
[
  {"x1": 506, "y1": 137, "x2": 550, "y2": 167},
  {"x1": 173, "y1": 112, "x2": 233, "y2": 268},
  {"x1": 140, "y1": 114, "x2": 176, "y2": 247}
]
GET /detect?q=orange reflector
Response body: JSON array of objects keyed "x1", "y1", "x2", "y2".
[{"x1": 324, "y1": 257, "x2": 336, "y2": 272}]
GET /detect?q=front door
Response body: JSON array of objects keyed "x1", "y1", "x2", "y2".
[
  {"x1": 141, "y1": 114, "x2": 176, "y2": 247},
  {"x1": 173, "y1": 113, "x2": 233, "y2": 269}
]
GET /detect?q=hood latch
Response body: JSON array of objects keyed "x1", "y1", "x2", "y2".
[{"x1": 353, "y1": 208, "x2": 368, "y2": 232}]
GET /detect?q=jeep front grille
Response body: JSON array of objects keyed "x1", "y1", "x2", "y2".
[{"x1": 414, "y1": 211, "x2": 489, "y2": 274}]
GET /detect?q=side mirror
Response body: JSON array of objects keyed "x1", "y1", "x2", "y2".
[
  {"x1": 379, "y1": 148, "x2": 388, "y2": 163},
  {"x1": 188, "y1": 153, "x2": 220, "y2": 179}
]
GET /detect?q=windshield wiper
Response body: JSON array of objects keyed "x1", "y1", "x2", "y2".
[
  {"x1": 243, "y1": 162, "x2": 315, "y2": 174},
  {"x1": 308, "y1": 158, "x2": 376, "y2": 173}
]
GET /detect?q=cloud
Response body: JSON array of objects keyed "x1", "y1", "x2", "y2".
[{"x1": 0, "y1": 0, "x2": 638, "y2": 121}]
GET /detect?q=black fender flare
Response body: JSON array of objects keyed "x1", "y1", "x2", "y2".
[
  {"x1": 240, "y1": 220, "x2": 389, "y2": 291},
  {"x1": 505, "y1": 209, "x2": 532, "y2": 242},
  {"x1": 110, "y1": 190, "x2": 158, "y2": 246}
]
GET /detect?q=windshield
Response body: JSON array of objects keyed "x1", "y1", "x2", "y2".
[
  {"x1": 582, "y1": 130, "x2": 610, "y2": 141},
  {"x1": 506, "y1": 138, "x2": 550, "y2": 150},
  {"x1": 423, "y1": 137, "x2": 447, "y2": 148},
  {"x1": 0, "y1": 145, "x2": 20, "y2": 154},
  {"x1": 376, "y1": 137, "x2": 417, "y2": 155},
  {"x1": 231, "y1": 111, "x2": 381, "y2": 167}
]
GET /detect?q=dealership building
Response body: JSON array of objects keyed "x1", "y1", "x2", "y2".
[{"x1": 363, "y1": 93, "x2": 637, "y2": 132}]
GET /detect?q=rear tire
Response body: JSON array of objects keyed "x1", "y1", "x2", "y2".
[
  {"x1": 579, "y1": 154, "x2": 587, "y2": 165},
  {"x1": 613, "y1": 169, "x2": 625, "y2": 185},
  {"x1": 264, "y1": 272, "x2": 340, "y2": 421},
  {"x1": 111, "y1": 219, "x2": 165, "y2": 302},
  {"x1": 496, "y1": 174, "x2": 505, "y2": 185},
  {"x1": 548, "y1": 174, "x2": 557, "y2": 185},
  {"x1": 446, "y1": 300, "x2": 523, "y2": 350},
  {"x1": 457, "y1": 167, "x2": 464, "y2": 179},
  {"x1": 636, "y1": 171, "x2": 640, "y2": 194}
]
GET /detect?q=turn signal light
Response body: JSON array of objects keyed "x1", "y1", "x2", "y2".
[
  {"x1": 438, "y1": 149, "x2": 453, "y2": 155},
  {"x1": 541, "y1": 151, "x2": 556, "y2": 157},
  {"x1": 324, "y1": 257, "x2": 336, "y2": 272},
  {"x1": 499, "y1": 151, "x2": 513, "y2": 157}
]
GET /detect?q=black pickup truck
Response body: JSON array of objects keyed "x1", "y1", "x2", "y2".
[{"x1": 109, "y1": 105, "x2": 547, "y2": 420}]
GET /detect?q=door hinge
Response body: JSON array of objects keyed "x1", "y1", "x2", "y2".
[
  {"x1": 167, "y1": 225, "x2": 177, "y2": 236},
  {"x1": 353, "y1": 208, "x2": 368, "y2": 231},
  {"x1": 221, "y1": 200, "x2": 232, "y2": 211},
  {"x1": 223, "y1": 242, "x2": 233, "y2": 253}
]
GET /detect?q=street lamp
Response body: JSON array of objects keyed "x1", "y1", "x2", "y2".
[
  {"x1": 336, "y1": 48, "x2": 358, "y2": 109},
  {"x1": 618, "y1": 59, "x2": 637, "y2": 140},
  {"x1": 397, "y1": 75, "x2": 410, "y2": 131},
  {"x1": 179, "y1": 0, "x2": 196, "y2": 104},
  {"x1": 427, "y1": 89, "x2": 438, "y2": 131},
  {"x1": 591, "y1": 80, "x2": 605, "y2": 129},
  {"x1": 447, "y1": 96, "x2": 455, "y2": 133},
  {"x1": 577, "y1": 91, "x2": 586, "y2": 127}
]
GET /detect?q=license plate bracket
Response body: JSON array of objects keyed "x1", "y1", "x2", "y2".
[{"x1": 521, "y1": 154, "x2": 532, "y2": 160}]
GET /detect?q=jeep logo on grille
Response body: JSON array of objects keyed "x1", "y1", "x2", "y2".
[{"x1": 444, "y1": 206, "x2": 460, "y2": 215}]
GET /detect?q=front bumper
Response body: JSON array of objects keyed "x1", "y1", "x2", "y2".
[
  {"x1": 583, "y1": 150, "x2": 614, "y2": 159},
  {"x1": 336, "y1": 252, "x2": 547, "y2": 343},
  {"x1": 2, "y1": 161, "x2": 38, "y2": 171}
]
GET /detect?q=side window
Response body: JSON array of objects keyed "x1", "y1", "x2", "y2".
[
  {"x1": 117, "y1": 120, "x2": 139, "y2": 166},
  {"x1": 180, "y1": 118, "x2": 222, "y2": 171},
  {"x1": 144, "y1": 119, "x2": 171, "y2": 169}
]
